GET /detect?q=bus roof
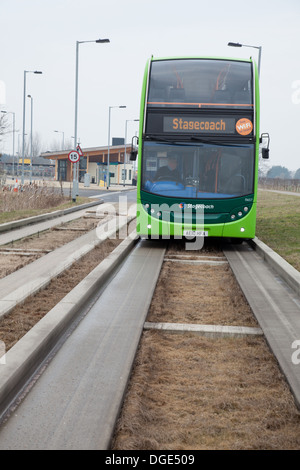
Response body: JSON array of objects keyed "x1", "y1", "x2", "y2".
[{"x1": 150, "y1": 56, "x2": 254, "y2": 64}]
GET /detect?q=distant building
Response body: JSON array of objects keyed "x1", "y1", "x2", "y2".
[
  {"x1": 41, "y1": 144, "x2": 136, "y2": 186},
  {"x1": 0, "y1": 154, "x2": 54, "y2": 178}
]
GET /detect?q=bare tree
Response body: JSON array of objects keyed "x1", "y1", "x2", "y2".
[
  {"x1": 0, "y1": 113, "x2": 10, "y2": 143},
  {"x1": 0, "y1": 114, "x2": 9, "y2": 184},
  {"x1": 50, "y1": 136, "x2": 73, "y2": 153},
  {"x1": 258, "y1": 157, "x2": 270, "y2": 178},
  {"x1": 25, "y1": 132, "x2": 46, "y2": 158},
  {"x1": 31, "y1": 132, "x2": 43, "y2": 157}
]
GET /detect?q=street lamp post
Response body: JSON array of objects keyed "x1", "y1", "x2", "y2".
[
  {"x1": 228, "y1": 42, "x2": 262, "y2": 78},
  {"x1": 107, "y1": 105, "x2": 126, "y2": 189},
  {"x1": 54, "y1": 130, "x2": 65, "y2": 150},
  {"x1": 1, "y1": 110, "x2": 15, "y2": 177},
  {"x1": 72, "y1": 37, "x2": 110, "y2": 202},
  {"x1": 21, "y1": 70, "x2": 42, "y2": 186},
  {"x1": 27, "y1": 94, "x2": 33, "y2": 183},
  {"x1": 123, "y1": 119, "x2": 139, "y2": 186}
]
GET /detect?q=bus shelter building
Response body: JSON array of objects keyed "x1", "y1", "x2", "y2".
[{"x1": 41, "y1": 144, "x2": 136, "y2": 186}]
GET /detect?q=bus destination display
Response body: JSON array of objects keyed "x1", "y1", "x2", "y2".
[{"x1": 163, "y1": 115, "x2": 253, "y2": 135}]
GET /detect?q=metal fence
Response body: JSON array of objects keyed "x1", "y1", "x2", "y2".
[{"x1": 258, "y1": 177, "x2": 300, "y2": 193}]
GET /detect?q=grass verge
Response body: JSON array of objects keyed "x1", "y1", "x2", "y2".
[
  {"x1": 0, "y1": 193, "x2": 90, "y2": 225},
  {"x1": 256, "y1": 190, "x2": 300, "y2": 271}
]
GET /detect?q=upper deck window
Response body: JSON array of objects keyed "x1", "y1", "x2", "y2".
[{"x1": 147, "y1": 59, "x2": 253, "y2": 109}]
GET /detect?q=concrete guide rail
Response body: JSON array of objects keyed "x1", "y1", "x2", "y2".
[
  {"x1": 0, "y1": 231, "x2": 140, "y2": 425},
  {"x1": 0, "y1": 212, "x2": 136, "y2": 320},
  {"x1": 0, "y1": 239, "x2": 166, "y2": 450},
  {"x1": 224, "y1": 241, "x2": 300, "y2": 409},
  {"x1": 0, "y1": 201, "x2": 105, "y2": 247},
  {"x1": 250, "y1": 237, "x2": 300, "y2": 297},
  {"x1": 0, "y1": 199, "x2": 104, "y2": 234}
]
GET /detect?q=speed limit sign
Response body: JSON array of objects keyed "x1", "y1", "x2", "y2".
[{"x1": 68, "y1": 150, "x2": 80, "y2": 163}]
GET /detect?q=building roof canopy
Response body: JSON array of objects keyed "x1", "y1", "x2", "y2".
[{"x1": 41, "y1": 144, "x2": 130, "y2": 160}]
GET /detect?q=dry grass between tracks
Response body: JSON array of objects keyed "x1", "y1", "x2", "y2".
[
  {"x1": 147, "y1": 261, "x2": 257, "y2": 327},
  {"x1": 112, "y1": 331, "x2": 300, "y2": 450}
]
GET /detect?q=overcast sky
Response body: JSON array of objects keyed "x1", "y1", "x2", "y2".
[{"x1": 1, "y1": 0, "x2": 300, "y2": 171}]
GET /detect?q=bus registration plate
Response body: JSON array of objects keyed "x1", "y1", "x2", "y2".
[{"x1": 183, "y1": 230, "x2": 208, "y2": 237}]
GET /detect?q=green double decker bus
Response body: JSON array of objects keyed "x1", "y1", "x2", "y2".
[{"x1": 132, "y1": 56, "x2": 269, "y2": 241}]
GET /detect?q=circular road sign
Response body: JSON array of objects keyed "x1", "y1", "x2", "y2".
[{"x1": 68, "y1": 150, "x2": 80, "y2": 163}]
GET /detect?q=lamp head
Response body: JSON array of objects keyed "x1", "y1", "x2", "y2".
[
  {"x1": 228, "y1": 42, "x2": 242, "y2": 47},
  {"x1": 96, "y1": 38, "x2": 110, "y2": 43}
]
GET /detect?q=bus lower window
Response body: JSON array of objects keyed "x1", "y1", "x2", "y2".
[{"x1": 141, "y1": 141, "x2": 254, "y2": 198}]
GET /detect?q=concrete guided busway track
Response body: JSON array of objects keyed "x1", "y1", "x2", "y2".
[
  {"x1": 0, "y1": 237, "x2": 166, "y2": 450},
  {"x1": 224, "y1": 239, "x2": 300, "y2": 410},
  {"x1": 0, "y1": 228, "x2": 300, "y2": 449}
]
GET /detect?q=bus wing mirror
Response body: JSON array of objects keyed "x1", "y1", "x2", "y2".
[
  {"x1": 260, "y1": 133, "x2": 270, "y2": 159},
  {"x1": 262, "y1": 148, "x2": 269, "y2": 159},
  {"x1": 130, "y1": 150, "x2": 137, "y2": 161},
  {"x1": 130, "y1": 136, "x2": 139, "y2": 161}
]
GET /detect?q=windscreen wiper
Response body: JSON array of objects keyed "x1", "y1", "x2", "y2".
[
  {"x1": 189, "y1": 136, "x2": 253, "y2": 147},
  {"x1": 145, "y1": 134, "x2": 253, "y2": 147},
  {"x1": 145, "y1": 135, "x2": 184, "y2": 145}
]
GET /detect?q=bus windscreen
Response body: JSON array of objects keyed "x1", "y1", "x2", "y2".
[{"x1": 141, "y1": 141, "x2": 254, "y2": 199}]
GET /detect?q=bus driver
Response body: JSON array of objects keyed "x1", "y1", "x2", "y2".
[{"x1": 154, "y1": 155, "x2": 182, "y2": 183}]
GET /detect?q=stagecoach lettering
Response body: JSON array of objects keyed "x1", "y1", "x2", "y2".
[
  {"x1": 162, "y1": 115, "x2": 236, "y2": 134},
  {"x1": 172, "y1": 118, "x2": 226, "y2": 132}
]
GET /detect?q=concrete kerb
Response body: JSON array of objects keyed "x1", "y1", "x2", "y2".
[
  {"x1": 249, "y1": 237, "x2": 300, "y2": 297},
  {"x1": 0, "y1": 230, "x2": 139, "y2": 421},
  {"x1": 0, "y1": 199, "x2": 104, "y2": 234},
  {"x1": 47, "y1": 181, "x2": 136, "y2": 191},
  {"x1": 144, "y1": 322, "x2": 263, "y2": 338}
]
